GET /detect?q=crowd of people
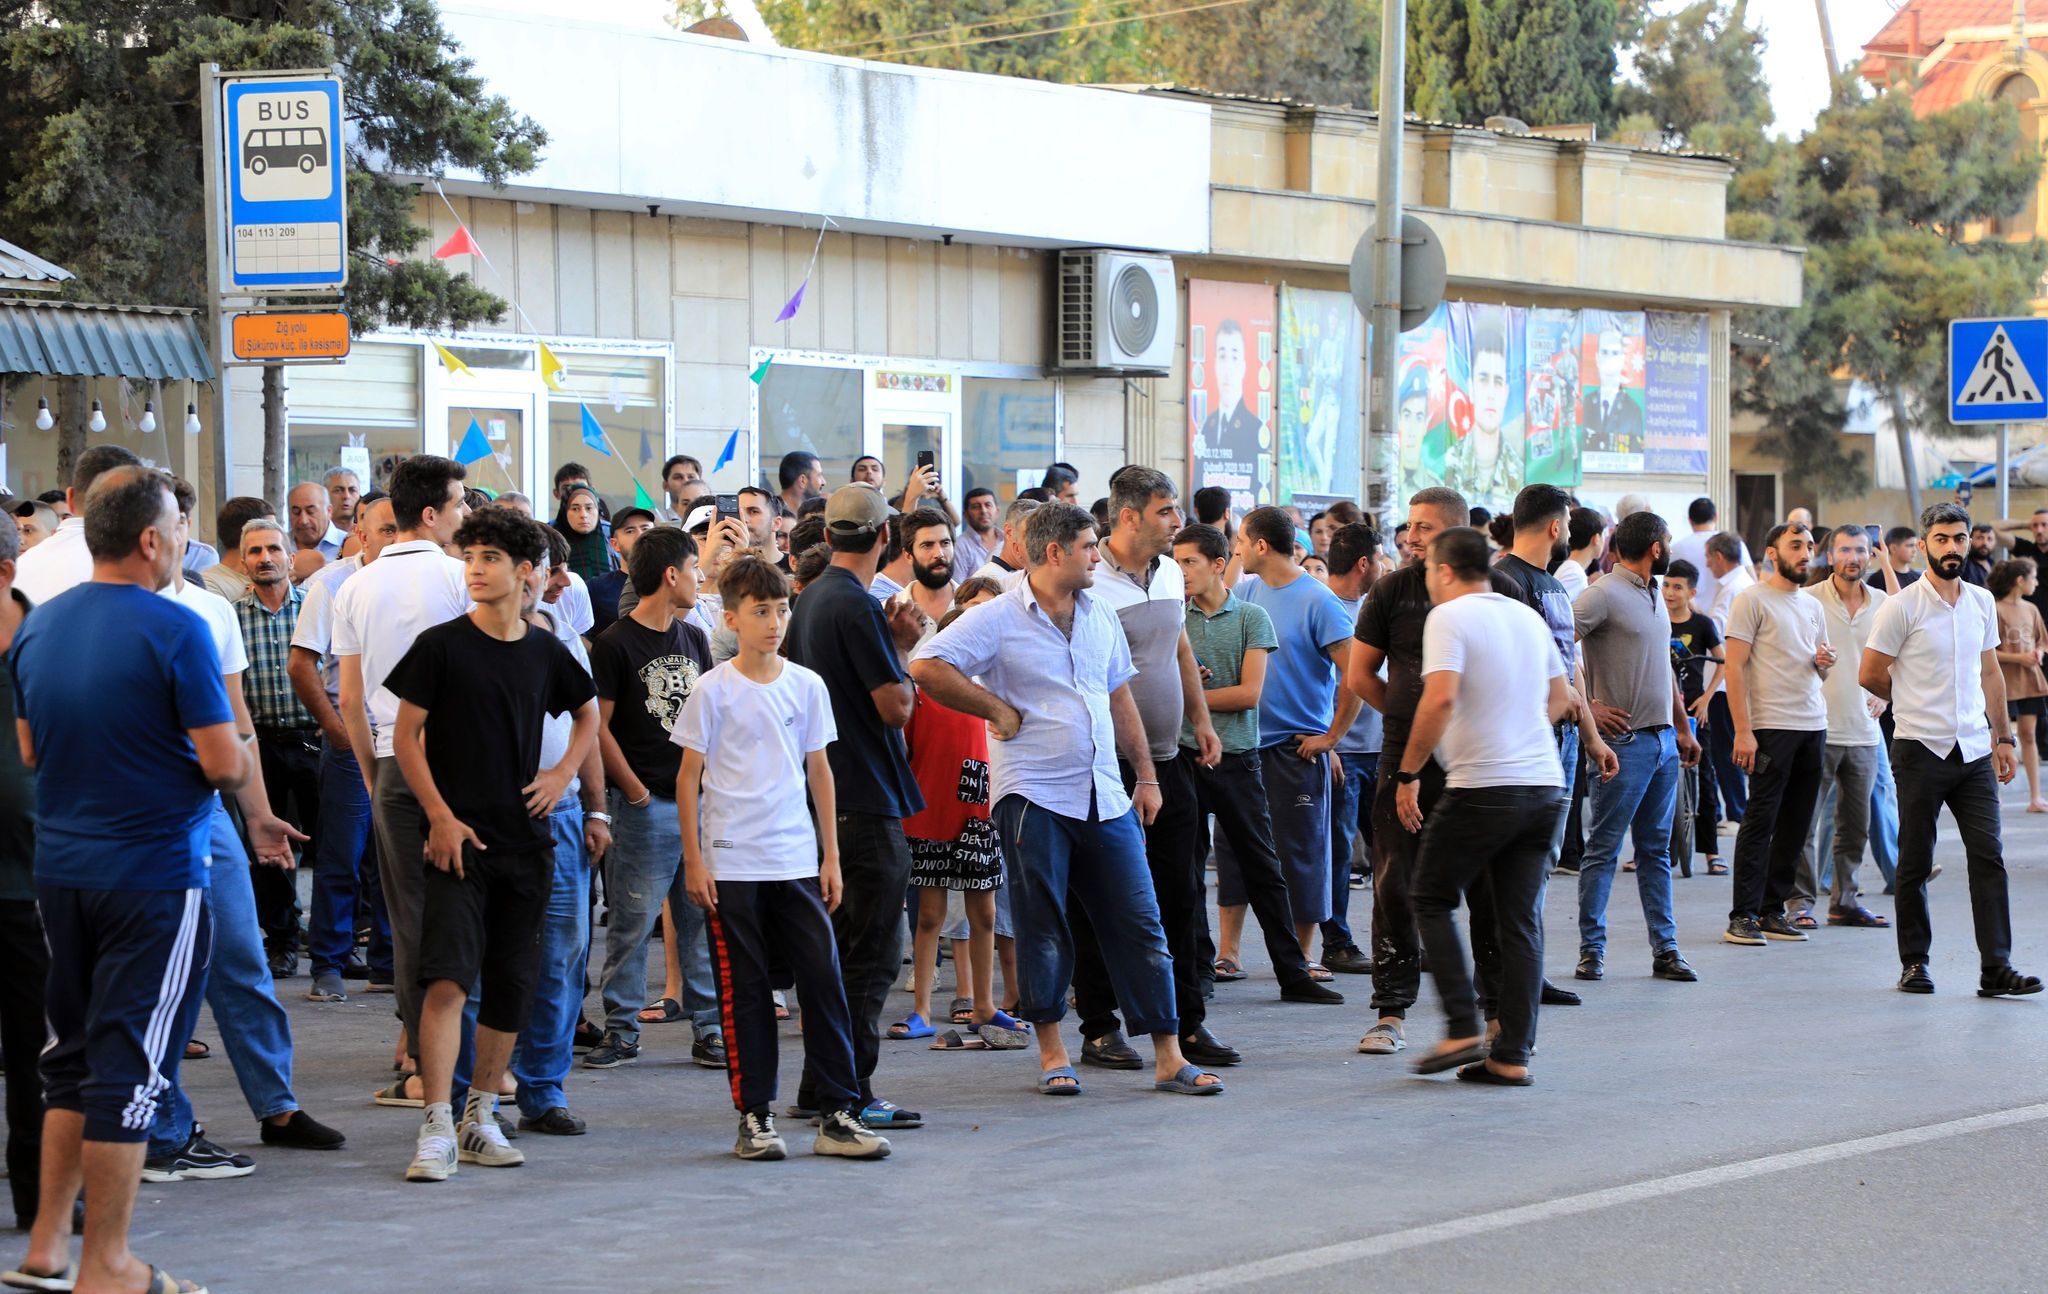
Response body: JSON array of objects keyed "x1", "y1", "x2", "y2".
[{"x1": 0, "y1": 444, "x2": 2041, "y2": 1294}]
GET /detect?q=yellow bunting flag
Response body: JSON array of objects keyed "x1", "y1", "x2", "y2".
[
  {"x1": 431, "y1": 341, "x2": 471, "y2": 378},
  {"x1": 538, "y1": 341, "x2": 569, "y2": 392}
]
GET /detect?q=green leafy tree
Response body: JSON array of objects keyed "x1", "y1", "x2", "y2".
[
  {"x1": 1409, "y1": 0, "x2": 1618, "y2": 126},
  {"x1": 751, "y1": 0, "x2": 1155, "y2": 83},
  {"x1": 1612, "y1": 0, "x2": 1770, "y2": 155},
  {"x1": 1731, "y1": 89, "x2": 2045, "y2": 506},
  {"x1": 0, "y1": 0, "x2": 544, "y2": 491}
]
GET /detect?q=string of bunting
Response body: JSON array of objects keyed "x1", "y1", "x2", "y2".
[{"x1": 425, "y1": 183, "x2": 836, "y2": 498}]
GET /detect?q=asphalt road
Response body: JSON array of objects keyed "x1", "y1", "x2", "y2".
[{"x1": 23, "y1": 778, "x2": 2048, "y2": 1293}]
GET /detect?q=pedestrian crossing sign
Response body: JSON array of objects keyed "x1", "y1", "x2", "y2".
[{"x1": 1950, "y1": 317, "x2": 2048, "y2": 424}]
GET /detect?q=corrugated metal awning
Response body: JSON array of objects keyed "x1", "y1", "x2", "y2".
[
  {"x1": 0, "y1": 238, "x2": 73, "y2": 293},
  {"x1": 0, "y1": 299, "x2": 213, "y2": 381}
]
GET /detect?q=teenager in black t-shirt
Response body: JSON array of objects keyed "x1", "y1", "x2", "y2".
[
  {"x1": 387, "y1": 507, "x2": 597, "y2": 1183},
  {"x1": 1664, "y1": 560, "x2": 1724, "y2": 875}
]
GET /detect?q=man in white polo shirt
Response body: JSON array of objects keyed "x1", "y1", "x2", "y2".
[
  {"x1": 1860, "y1": 503, "x2": 2041, "y2": 998},
  {"x1": 334, "y1": 455, "x2": 471, "y2": 1099},
  {"x1": 12, "y1": 445, "x2": 139, "y2": 605}
]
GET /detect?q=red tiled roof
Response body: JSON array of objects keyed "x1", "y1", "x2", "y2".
[{"x1": 1864, "y1": 0, "x2": 2012, "y2": 56}]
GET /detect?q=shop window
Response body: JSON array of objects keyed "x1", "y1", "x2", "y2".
[
  {"x1": 962, "y1": 377, "x2": 1057, "y2": 502},
  {"x1": 286, "y1": 343, "x2": 422, "y2": 492},
  {"x1": 546, "y1": 353, "x2": 665, "y2": 516},
  {"x1": 760, "y1": 364, "x2": 863, "y2": 487}
]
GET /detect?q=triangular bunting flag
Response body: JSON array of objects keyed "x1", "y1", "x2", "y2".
[
  {"x1": 538, "y1": 341, "x2": 568, "y2": 392},
  {"x1": 749, "y1": 357, "x2": 773, "y2": 384},
  {"x1": 633, "y1": 479, "x2": 658, "y2": 511},
  {"x1": 454, "y1": 418, "x2": 492, "y2": 465},
  {"x1": 431, "y1": 341, "x2": 470, "y2": 377},
  {"x1": 637, "y1": 428, "x2": 652, "y2": 467},
  {"x1": 713, "y1": 428, "x2": 739, "y2": 473},
  {"x1": 774, "y1": 278, "x2": 808, "y2": 323},
  {"x1": 579, "y1": 404, "x2": 613, "y2": 457},
  {"x1": 433, "y1": 227, "x2": 484, "y2": 260}
]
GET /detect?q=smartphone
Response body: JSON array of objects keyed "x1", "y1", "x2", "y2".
[
  {"x1": 916, "y1": 449, "x2": 935, "y2": 474},
  {"x1": 1864, "y1": 524, "x2": 1882, "y2": 547},
  {"x1": 715, "y1": 493, "x2": 740, "y2": 521}
]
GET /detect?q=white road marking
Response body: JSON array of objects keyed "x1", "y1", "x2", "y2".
[{"x1": 1119, "y1": 1101, "x2": 2048, "y2": 1293}]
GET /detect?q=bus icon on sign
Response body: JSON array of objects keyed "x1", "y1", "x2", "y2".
[
  {"x1": 235, "y1": 91, "x2": 334, "y2": 203},
  {"x1": 245, "y1": 127, "x2": 326, "y2": 177}
]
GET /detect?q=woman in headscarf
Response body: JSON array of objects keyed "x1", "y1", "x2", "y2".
[{"x1": 551, "y1": 482, "x2": 614, "y2": 581}]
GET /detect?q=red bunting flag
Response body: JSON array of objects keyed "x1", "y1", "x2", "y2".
[{"x1": 433, "y1": 227, "x2": 484, "y2": 260}]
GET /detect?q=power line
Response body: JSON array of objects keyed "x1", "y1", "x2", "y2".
[
  {"x1": 863, "y1": 0, "x2": 1258, "y2": 62},
  {"x1": 817, "y1": 2, "x2": 1107, "y2": 54}
]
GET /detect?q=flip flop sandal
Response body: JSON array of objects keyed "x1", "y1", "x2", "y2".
[
  {"x1": 636, "y1": 997, "x2": 683, "y2": 1024},
  {"x1": 184, "y1": 1039, "x2": 210, "y2": 1060},
  {"x1": 1153, "y1": 1063, "x2": 1224, "y2": 1095},
  {"x1": 930, "y1": 1029, "x2": 988, "y2": 1051},
  {"x1": 859, "y1": 1099, "x2": 924, "y2": 1129},
  {"x1": 371, "y1": 1078, "x2": 424, "y2": 1109},
  {"x1": 1306, "y1": 962, "x2": 1335, "y2": 983},
  {"x1": 948, "y1": 997, "x2": 974, "y2": 1024},
  {"x1": 1706, "y1": 860, "x2": 1729, "y2": 875},
  {"x1": 144, "y1": 1268, "x2": 207, "y2": 1294},
  {"x1": 969, "y1": 1011, "x2": 1032, "y2": 1049},
  {"x1": 1357, "y1": 1022, "x2": 1406, "y2": 1054},
  {"x1": 1212, "y1": 957, "x2": 1247, "y2": 982},
  {"x1": 886, "y1": 1012, "x2": 935, "y2": 1040},
  {"x1": 1456, "y1": 1061, "x2": 1534, "y2": 1087},
  {"x1": 1038, "y1": 1065, "x2": 1081, "y2": 1095},
  {"x1": 1622, "y1": 861, "x2": 1638, "y2": 873},
  {"x1": 772, "y1": 992, "x2": 792, "y2": 1022},
  {"x1": 1790, "y1": 911, "x2": 1819, "y2": 931},
  {"x1": 1, "y1": 1263, "x2": 75, "y2": 1292},
  {"x1": 1412, "y1": 1040, "x2": 1486, "y2": 1075},
  {"x1": 967, "y1": 1009, "x2": 1032, "y2": 1034},
  {"x1": 1979, "y1": 966, "x2": 2046, "y2": 998}
]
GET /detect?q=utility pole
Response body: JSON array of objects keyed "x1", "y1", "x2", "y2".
[
  {"x1": 1814, "y1": 0, "x2": 1839, "y2": 81},
  {"x1": 1366, "y1": 0, "x2": 1406, "y2": 512}
]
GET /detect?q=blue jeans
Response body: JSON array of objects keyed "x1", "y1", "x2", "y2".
[
  {"x1": 1319, "y1": 754, "x2": 1376, "y2": 953},
  {"x1": 1577, "y1": 727, "x2": 1681, "y2": 958},
  {"x1": 513, "y1": 799, "x2": 589, "y2": 1118},
  {"x1": 991, "y1": 794, "x2": 1176, "y2": 1036},
  {"x1": 597, "y1": 792, "x2": 718, "y2": 1042},
  {"x1": 311, "y1": 739, "x2": 391, "y2": 978},
  {"x1": 151, "y1": 801, "x2": 297, "y2": 1155},
  {"x1": 1869, "y1": 744, "x2": 1900, "y2": 890}
]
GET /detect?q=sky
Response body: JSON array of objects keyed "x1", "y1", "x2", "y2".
[{"x1": 459, "y1": 0, "x2": 1906, "y2": 142}]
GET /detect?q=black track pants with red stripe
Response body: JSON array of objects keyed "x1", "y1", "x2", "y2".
[{"x1": 706, "y1": 878, "x2": 861, "y2": 1115}]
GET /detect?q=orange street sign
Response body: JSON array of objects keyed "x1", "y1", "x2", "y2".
[{"x1": 229, "y1": 310, "x2": 351, "y2": 363}]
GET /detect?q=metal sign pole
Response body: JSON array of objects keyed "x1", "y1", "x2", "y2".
[
  {"x1": 1365, "y1": 0, "x2": 1406, "y2": 516},
  {"x1": 198, "y1": 62, "x2": 233, "y2": 514},
  {"x1": 1999, "y1": 421, "x2": 2011, "y2": 520}
]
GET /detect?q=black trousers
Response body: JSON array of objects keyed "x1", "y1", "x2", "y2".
[
  {"x1": 1412, "y1": 785, "x2": 1564, "y2": 1067},
  {"x1": 1194, "y1": 753, "x2": 1316, "y2": 983},
  {"x1": 1892, "y1": 742, "x2": 2013, "y2": 969},
  {"x1": 1729, "y1": 728, "x2": 1825, "y2": 922},
  {"x1": 0, "y1": 899, "x2": 48, "y2": 1227},
  {"x1": 256, "y1": 727, "x2": 322, "y2": 954},
  {"x1": 1558, "y1": 746, "x2": 1589, "y2": 870},
  {"x1": 1369, "y1": 745, "x2": 1445, "y2": 1019},
  {"x1": 709, "y1": 879, "x2": 860, "y2": 1116},
  {"x1": 1072, "y1": 755, "x2": 1204, "y2": 1040},
  {"x1": 798, "y1": 811, "x2": 910, "y2": 1109}
]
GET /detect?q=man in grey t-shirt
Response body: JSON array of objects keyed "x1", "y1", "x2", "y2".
[
  {"x1": 1722, "y1": 521, "x2": 1834, "y2": 946},
  {"x1": 1572, "y1": 511, "x2": 1702, "y2": 984}
]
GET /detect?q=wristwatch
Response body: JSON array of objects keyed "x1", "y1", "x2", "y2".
[
  {"x1": 1999, "y1": 735, "x2": 2019, "y2": 748},
  {"x1": 586, "y1": 811, "x2": 613, "y2": 825},
  {"x1": 1394, "y1": 769, "x2": 1421, "y2": 785}
]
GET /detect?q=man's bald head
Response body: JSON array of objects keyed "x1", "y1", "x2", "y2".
[{"x1": 287, "y1": 481, "x2": 333, "y2": 549}]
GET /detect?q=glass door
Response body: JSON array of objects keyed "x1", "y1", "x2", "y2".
[
  {"x1": 866, "y1": 368, "x2": 961, "y2": 509},
  {"x1": 443, "y1": 398, "x2": 535, "y2": 502}
]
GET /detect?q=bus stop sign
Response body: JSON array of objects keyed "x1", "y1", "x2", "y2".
[{"x1": 220, "y1": 75, "x2": 347, "y2": 295}]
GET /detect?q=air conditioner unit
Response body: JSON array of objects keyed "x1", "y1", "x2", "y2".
[{"x1": 1056, "y1": 250, "x2": 1176, "y2": 375}]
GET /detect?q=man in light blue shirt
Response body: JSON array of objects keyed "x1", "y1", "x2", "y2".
[{"x1": 911, "y1": 502, "x2": 1224, "y2": 1099}]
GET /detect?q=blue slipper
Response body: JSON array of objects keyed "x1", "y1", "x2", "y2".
[
  {"x1": 1154, "y1": 1063, "x2": 1224, "y2": 1095},
  {"x1": 859, "y1": 1098, "x2": 924, "y2": 1129},
  {"x1": 967, "y1": 1009, "x2": 1032, "y2": 1034},
  {"x1": 886, "y1": 1012, "x2": 935, "y2": 1040},
  {"x1": 1038, "y1": 1065, "x2": 1081, "y2": 1095}
]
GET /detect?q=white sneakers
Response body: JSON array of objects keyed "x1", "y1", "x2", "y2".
[
  {"x1": 406, "y1": 1121, "x2": 457, "y2": 1183},
  {"x1": 406, "y1": 1098, "x2": 525, "y2": 1182}
]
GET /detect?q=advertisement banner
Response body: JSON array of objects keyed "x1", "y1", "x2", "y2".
[
  {"x1": 1524, "y1": 308, "x2": 1583, "y2": 487},
  {"x1": 1644, "y1": 310, "x2": 1712, "y2": 474},
  {"x1": 1580, "y1": 309, "x2": 1648, "y2": 474},
  {"x1": 1188, "y1": 280, "x2": 1278, "y2": 511},
  {"x1": 1443, "y1": 302, "x2": 1527, "y2": 514},
  {"x1": 1394, "y1": 302, "x2": 1455, "y2": 505},
  {"x1": 1277, "y1": 286, "x2": 1363, "y2": 505}
]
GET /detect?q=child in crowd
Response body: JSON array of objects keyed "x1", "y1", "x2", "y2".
[
  {"x1": 1664, "y1": 560, "x2": 1727, "y2": 876},
  {"x1": 675, "y1": 557, "x2": 890, "y2": 1162},
  {"x1": 386, "y1": 508, "x2": 599, "y2": 1182},
  {"x1": 894, "y1": 588, "x2": 1028, "y2": 1050},
  {"x1": 1991, "y1": 557, "x2": 2048, "y2": 812}
]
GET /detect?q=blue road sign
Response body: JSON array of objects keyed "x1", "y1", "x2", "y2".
[
  {"x1": 222, "y1": 76, "x2": 347, "y2": 294},
  {"x1": 1949, "y1": 317, "x2": 2048, "y2": 424}
]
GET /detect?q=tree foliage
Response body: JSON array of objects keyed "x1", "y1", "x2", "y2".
[
  {"x1": 0, "y1": 0, "x2": 545, "y2": 335},
  {"x1": 1612, "y1": 0, "x2": 1770, "y2": 155},
  {"x1": 1408, "y1": 0, "x2": 1619, "y2": 126},
  {"x1": 750, "y1": 0, "x2": 1156, "y2": 84}
]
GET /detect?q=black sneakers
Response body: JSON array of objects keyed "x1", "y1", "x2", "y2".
[
  {"x1": 141, "y1": 1126, "x2": 256, "y2": 1182},
  {"x1": 691, "y1": 1036, "x2": 728, "y2": 1069},
  {"x1": 258, "y1": 1110, "x2": 346, "y2": 1150},
  {"x1": 813, "y1": 1108, "x2": 890, "y2": 1160},
  {"x1": 582, "y1": 1030, "x2": 640, "y2": 1069},
  {"x1": 1723, "y1": 917, "x2": 1766, "y2": 946},
  {"x1": 1757, "y1": 913, "x2": 1809, "y2": 942}
]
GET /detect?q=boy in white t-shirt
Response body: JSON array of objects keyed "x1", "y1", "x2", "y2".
[{"x1": 674, "y1": 557, "x2": 891, "y2": 1164}]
